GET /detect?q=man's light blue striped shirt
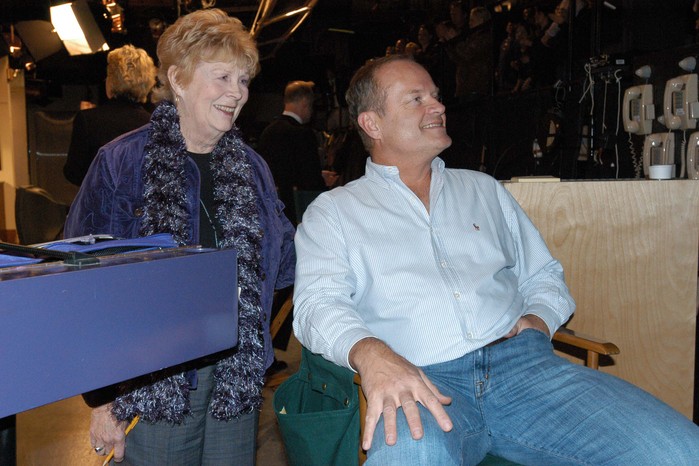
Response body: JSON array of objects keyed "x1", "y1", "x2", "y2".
[{"x1": 293, "y1": 157, "x2": 575, "y2": 368}]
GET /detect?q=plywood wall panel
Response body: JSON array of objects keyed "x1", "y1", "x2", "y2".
[{"x1": 505, "y1": 179, "x2": 699, "y2": 418}]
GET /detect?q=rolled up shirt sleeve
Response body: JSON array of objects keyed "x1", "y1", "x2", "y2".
[{"x1": 292, "y1": 193, "x2": 374, "y2": 369}]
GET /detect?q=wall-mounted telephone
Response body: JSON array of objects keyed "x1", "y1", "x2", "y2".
[
  {"x1": 688, "y1": 131, "x2": 699, "y2": 180},
  {"x1": 663, "y1": 73, "x2": 698, "y2": 130},
  {"x1": 642, "y1": 133, "x2": 675, "y2": 177},
  {"x1": 623, "y1": 84, "x2": 654, "y2": 134}
]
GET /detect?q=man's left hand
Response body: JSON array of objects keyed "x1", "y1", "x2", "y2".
[{"x1": 504, "y1": 314, "x2": 550, "y2": 338}]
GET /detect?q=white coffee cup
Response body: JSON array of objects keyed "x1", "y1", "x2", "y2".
[{"x1": 648, "y1": 164, "x2": 674, "y2": 180}]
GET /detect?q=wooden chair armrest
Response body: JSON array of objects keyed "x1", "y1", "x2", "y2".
[
  {"x1": 269, "y1": 294, "x2": 294, "y2": 340},
  {"x1": 553, "y1": 328, "x2": 620, "y2": 355},
  {"x1": 264, "y1": 292, "x2": 294, "y2": 388},
  {"x1": 553, "y1": 327, "x2": 620, "y2": 369},
  {"x1": 353, "y1": 373, "x2": 367, "y2": 463}
]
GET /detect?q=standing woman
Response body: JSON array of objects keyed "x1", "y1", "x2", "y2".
[{"x1": 64, "y1": 8, "x2": 295, "y2": 465}]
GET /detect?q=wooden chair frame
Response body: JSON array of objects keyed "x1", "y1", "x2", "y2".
[{"x1": 265, "y1": 293, "x2": 297, "y2": 387}]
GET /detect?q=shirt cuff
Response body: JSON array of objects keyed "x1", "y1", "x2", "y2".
[
  {"x1": 524, "y1": 307, "x2": 561, "y2": 339},
  {"x1": 333, "y1": 329, "x2": 376, "y2": 372}
]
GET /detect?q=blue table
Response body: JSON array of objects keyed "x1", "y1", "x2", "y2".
[{"x1": 0, "y1": 247, "x2": 238, "y2": 418}]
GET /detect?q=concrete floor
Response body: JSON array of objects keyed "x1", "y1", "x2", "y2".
[{"x1": 16, "y1": 336, "x2": 302, "y2": 466}]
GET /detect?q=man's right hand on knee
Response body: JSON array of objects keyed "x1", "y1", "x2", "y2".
[{"x1": 349, "y1": 337, "x2": 454, "y2": 451}]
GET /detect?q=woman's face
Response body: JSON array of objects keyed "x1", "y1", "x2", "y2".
[{"x1": 174, "y1": 60, "x2": 250, "y2": 151}]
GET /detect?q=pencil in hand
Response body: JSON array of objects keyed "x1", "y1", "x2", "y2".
[{"x1": 102, "y1": 415, "x2": 139, "y2": 466}]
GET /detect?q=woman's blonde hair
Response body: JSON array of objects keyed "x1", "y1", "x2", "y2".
[
  {"x1": 106, "y1": 45, "x2": 157, "y2": 103},
  {"x1": 152, "y1": 8, "x2": 260, "y2": 103}
]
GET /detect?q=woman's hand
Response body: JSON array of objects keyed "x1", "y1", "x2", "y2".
[{"x1": 90, "y1": 404, "x2": 128, "y2": 462}]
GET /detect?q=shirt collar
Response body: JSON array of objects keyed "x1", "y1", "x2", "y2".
[
  {"x1": 282, "y1": 110, "x2": 303, "y2": 124},
  {"x1": 365, "y1": 157, "x2": 445, "y2": 186}
]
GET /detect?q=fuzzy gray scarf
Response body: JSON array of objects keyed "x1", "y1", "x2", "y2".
[{"x1": 111, "y1": 101, "x2": 265, "y2": 422}]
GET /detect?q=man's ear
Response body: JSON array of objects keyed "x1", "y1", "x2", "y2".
[{"x1": 357, "y1": 111, "x2": 380, "y2": 141}]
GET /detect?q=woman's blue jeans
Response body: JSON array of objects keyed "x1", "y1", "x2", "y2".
[{"x1": 366, "y1": 329, "x2": 699, "y2": 465}]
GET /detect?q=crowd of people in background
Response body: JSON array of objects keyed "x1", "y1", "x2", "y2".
[
  {"x1": 59, "y1": 0, "x2": 699, "y2": 194},
  {"x1": 306, "y1": 0, "x2": 587, "y2": 186},
  {"x1": 380, "y1": 0, "x2": 593, "y2": 105}
]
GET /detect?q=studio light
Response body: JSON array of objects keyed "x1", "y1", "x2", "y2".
[
  {"x1": 50, "y1": 0, "x2": 109, "y2": 56},
  {"x1": 13, "y1": 20, "x2": 63, "y2": 62},
  {"x1": 250, "y1": 0, "x2": 319, "y2": 58}
]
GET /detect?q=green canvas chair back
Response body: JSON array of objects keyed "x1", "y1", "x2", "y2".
[{"x1": 274, "y1": 347, "x2": 360, "y2": 466}]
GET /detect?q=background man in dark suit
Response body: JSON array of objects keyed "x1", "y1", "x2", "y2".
[{"x1": 258, "y1": 80, "x2": 329, "y2": 225}]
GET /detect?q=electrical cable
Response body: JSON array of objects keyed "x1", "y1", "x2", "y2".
[
  {"x1": 555, "y1": 80, "x2": 566, "y2": 107},
  {"x1": 601, "y1": 75, "x2": 609, "y2": 135},
  {"x1": 576, "y1": 63, "x2": 595, "y2": 166},
  {"x1": 579, "y1": 63, "x2": 595, "y2": 118},
  {"x1": 596, "y1": 73, "x2": 610, "y2": 166},
  {"x1": 614, "y1": 70, "x2": 622, "y2": 178},
  {"x1": 680, "y1": 129, "x2": 687, "y2": 178},
  {"x1": 666, "y1": 129, "x2": 673, "y2": 166}
]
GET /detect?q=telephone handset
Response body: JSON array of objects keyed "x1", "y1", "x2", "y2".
[
  {"x1": 688, "y1": 132, "x2": 699, "y2": 180},
  {"x1": 663, "y1": 73, "x2": 698, "y2": 130},
  {"x1": 642, "y1": 133, "x2": 675, "y2": 177},
  {"x1": 623, "y1": 84, "x2": 654, "y2": 134}
]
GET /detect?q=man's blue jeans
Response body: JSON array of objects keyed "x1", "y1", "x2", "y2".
[{"x1": 366, "y1": 329, "x2": 699, "y2": 465}]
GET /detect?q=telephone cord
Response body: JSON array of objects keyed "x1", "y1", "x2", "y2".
[
  {"x1": 614, "y1": 70, "x2": 622, "y2": 178},
  {"x1": 628, "y1": 132, "x2": 642, "y2": 178}
]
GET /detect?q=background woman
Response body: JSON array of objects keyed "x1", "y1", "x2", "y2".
[
  {"x1": 63, "y1": 44, "x2": 156, "y2": 186},
  {"x1": 64, "y1": 8, "x2": 295, "y2": 465}
]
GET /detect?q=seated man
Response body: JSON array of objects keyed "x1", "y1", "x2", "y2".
[{"x1": 292, "y1": 54, "x2": 699, "y2": 465}]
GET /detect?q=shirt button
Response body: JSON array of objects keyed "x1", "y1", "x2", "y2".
[
  {"x1": 453, "y1": 292, "x2": 460, "y2": 299},
  {"x1": 467, "y1": 332, "x2": 473, "y2": 339},
  {"x1": 440, "y1": 261, "x2": 447, "y2": 268},
  {"x1": 134, "y1": 207, "x2": 144, "y2": 217}
]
